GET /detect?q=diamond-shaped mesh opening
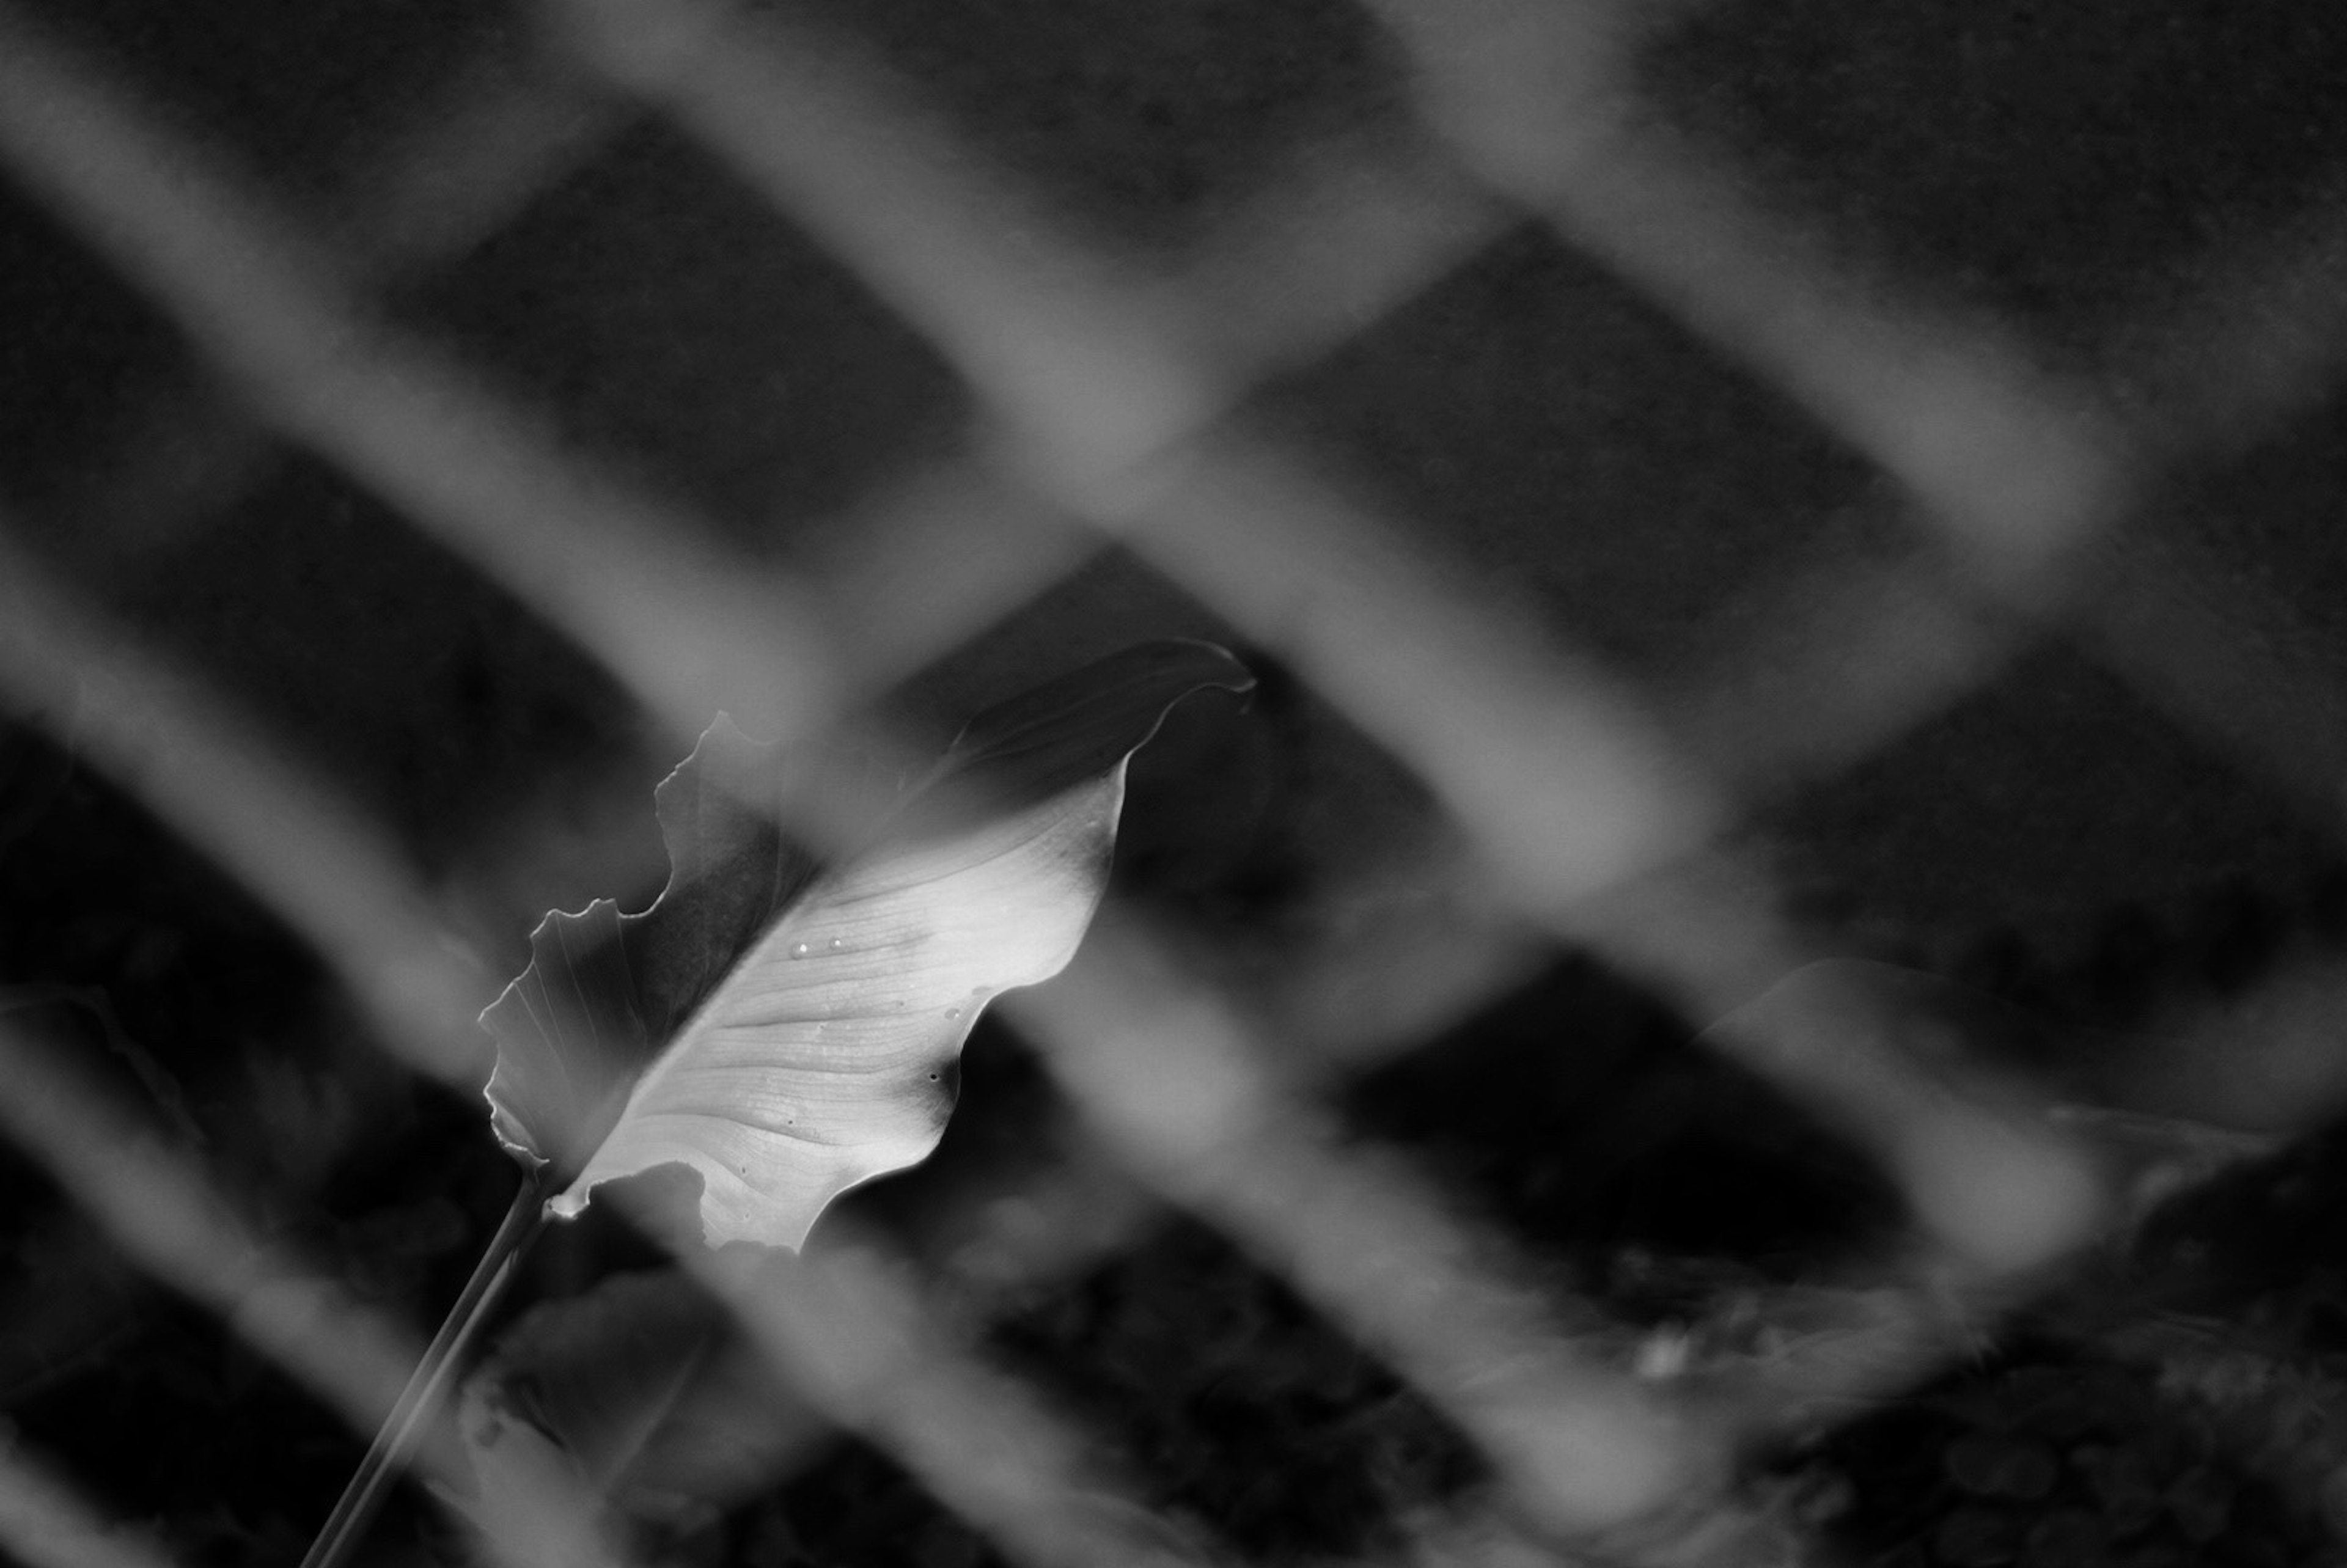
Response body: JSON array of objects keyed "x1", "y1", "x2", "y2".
[{"x1": 391, "y1": 118, "x2": 974, "y2": 552}]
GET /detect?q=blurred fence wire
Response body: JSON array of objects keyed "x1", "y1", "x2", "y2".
[
  {"x1": 0, "y1": 1018, "x2": 629, "y2": 1568},
  {"x1": 6, "y1": 0, "x2": 2347, "y2": 1563},
  {"x1": 0, "y1": 1436, "x2": 180, "y2": 1568}
]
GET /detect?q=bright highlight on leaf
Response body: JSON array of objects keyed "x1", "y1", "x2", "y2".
[{"x1": 480, "y1": 640, "x2": 1253, "y2": 1251}]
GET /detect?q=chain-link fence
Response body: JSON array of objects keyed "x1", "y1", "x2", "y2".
[{"x1": 7, "y1": 1, "x2": 2347, "y2": 1564}]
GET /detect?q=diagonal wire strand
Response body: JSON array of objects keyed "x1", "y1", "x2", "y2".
[
  {"x1": 543, "y1": 0, "x2": 2135, "y2": 1489},
  {"x1": 0, "y1": 1439, "x2": 186, "y2": 1568},
  {"x1": 685, "y1": 1234, "x2": 1230, "y2": 1568},
  {"x1": 17, "y1": 0, "x2": 2344, "y2": 1559},
  {"x1": 0, "y1": 6, "x2": 830, "y2": 749},
  {"x1": 0, "y1": 1018, "x2": 633, "y2": 1568},
  {"x1": 0, "y1": 526, "x2": 488, "y2": 1085},
  {"x1": 61, "y1": 37, "x2": 635, "y2": 566},
  {"x1": 1005, "y1": 919, "x2": 1722, "y2": 1543},
  {"x1": 1359, "y1": 0, "x2": 2129, "y2": 582}
]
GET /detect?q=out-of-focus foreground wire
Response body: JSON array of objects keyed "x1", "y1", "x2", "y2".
[
  {"x1": 0, "y1": 1019, "x2": 626, "y2": 1568},
  {"x1": 567, "y1": 0, "x2": 2134, "y2": 1308},
  {"x1": 0, "y1": 6, "x2": 829, "y2": 748},
  {"x1": 4, "y1": 0, "x2": 2347, "y2": 1560},
  {"x1": 1362, "y1": 0, "x2": 2132, "y2": 573},
  {"x1": 686, "y1": 1234, "x2": 1232, "y2": 1568},
  {"x1": 0, "y1": 1438, "x2": 183, "y2": 1568},
  {"x1": 0, "y1": 527, "x2": 487, "y2": 1085},
  {"x1": 1008, "y1": 920, "x2": 1719, "y2": 1542}
]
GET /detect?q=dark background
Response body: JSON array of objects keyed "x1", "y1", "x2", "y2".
[{"x1": 7, "y1": 1, "x2": 2347, "y2": 1564}]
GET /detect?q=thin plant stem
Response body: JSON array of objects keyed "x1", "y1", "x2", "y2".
[{"x1": 300, "y1": 1167, "x2": 554, "y2": 1568}]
